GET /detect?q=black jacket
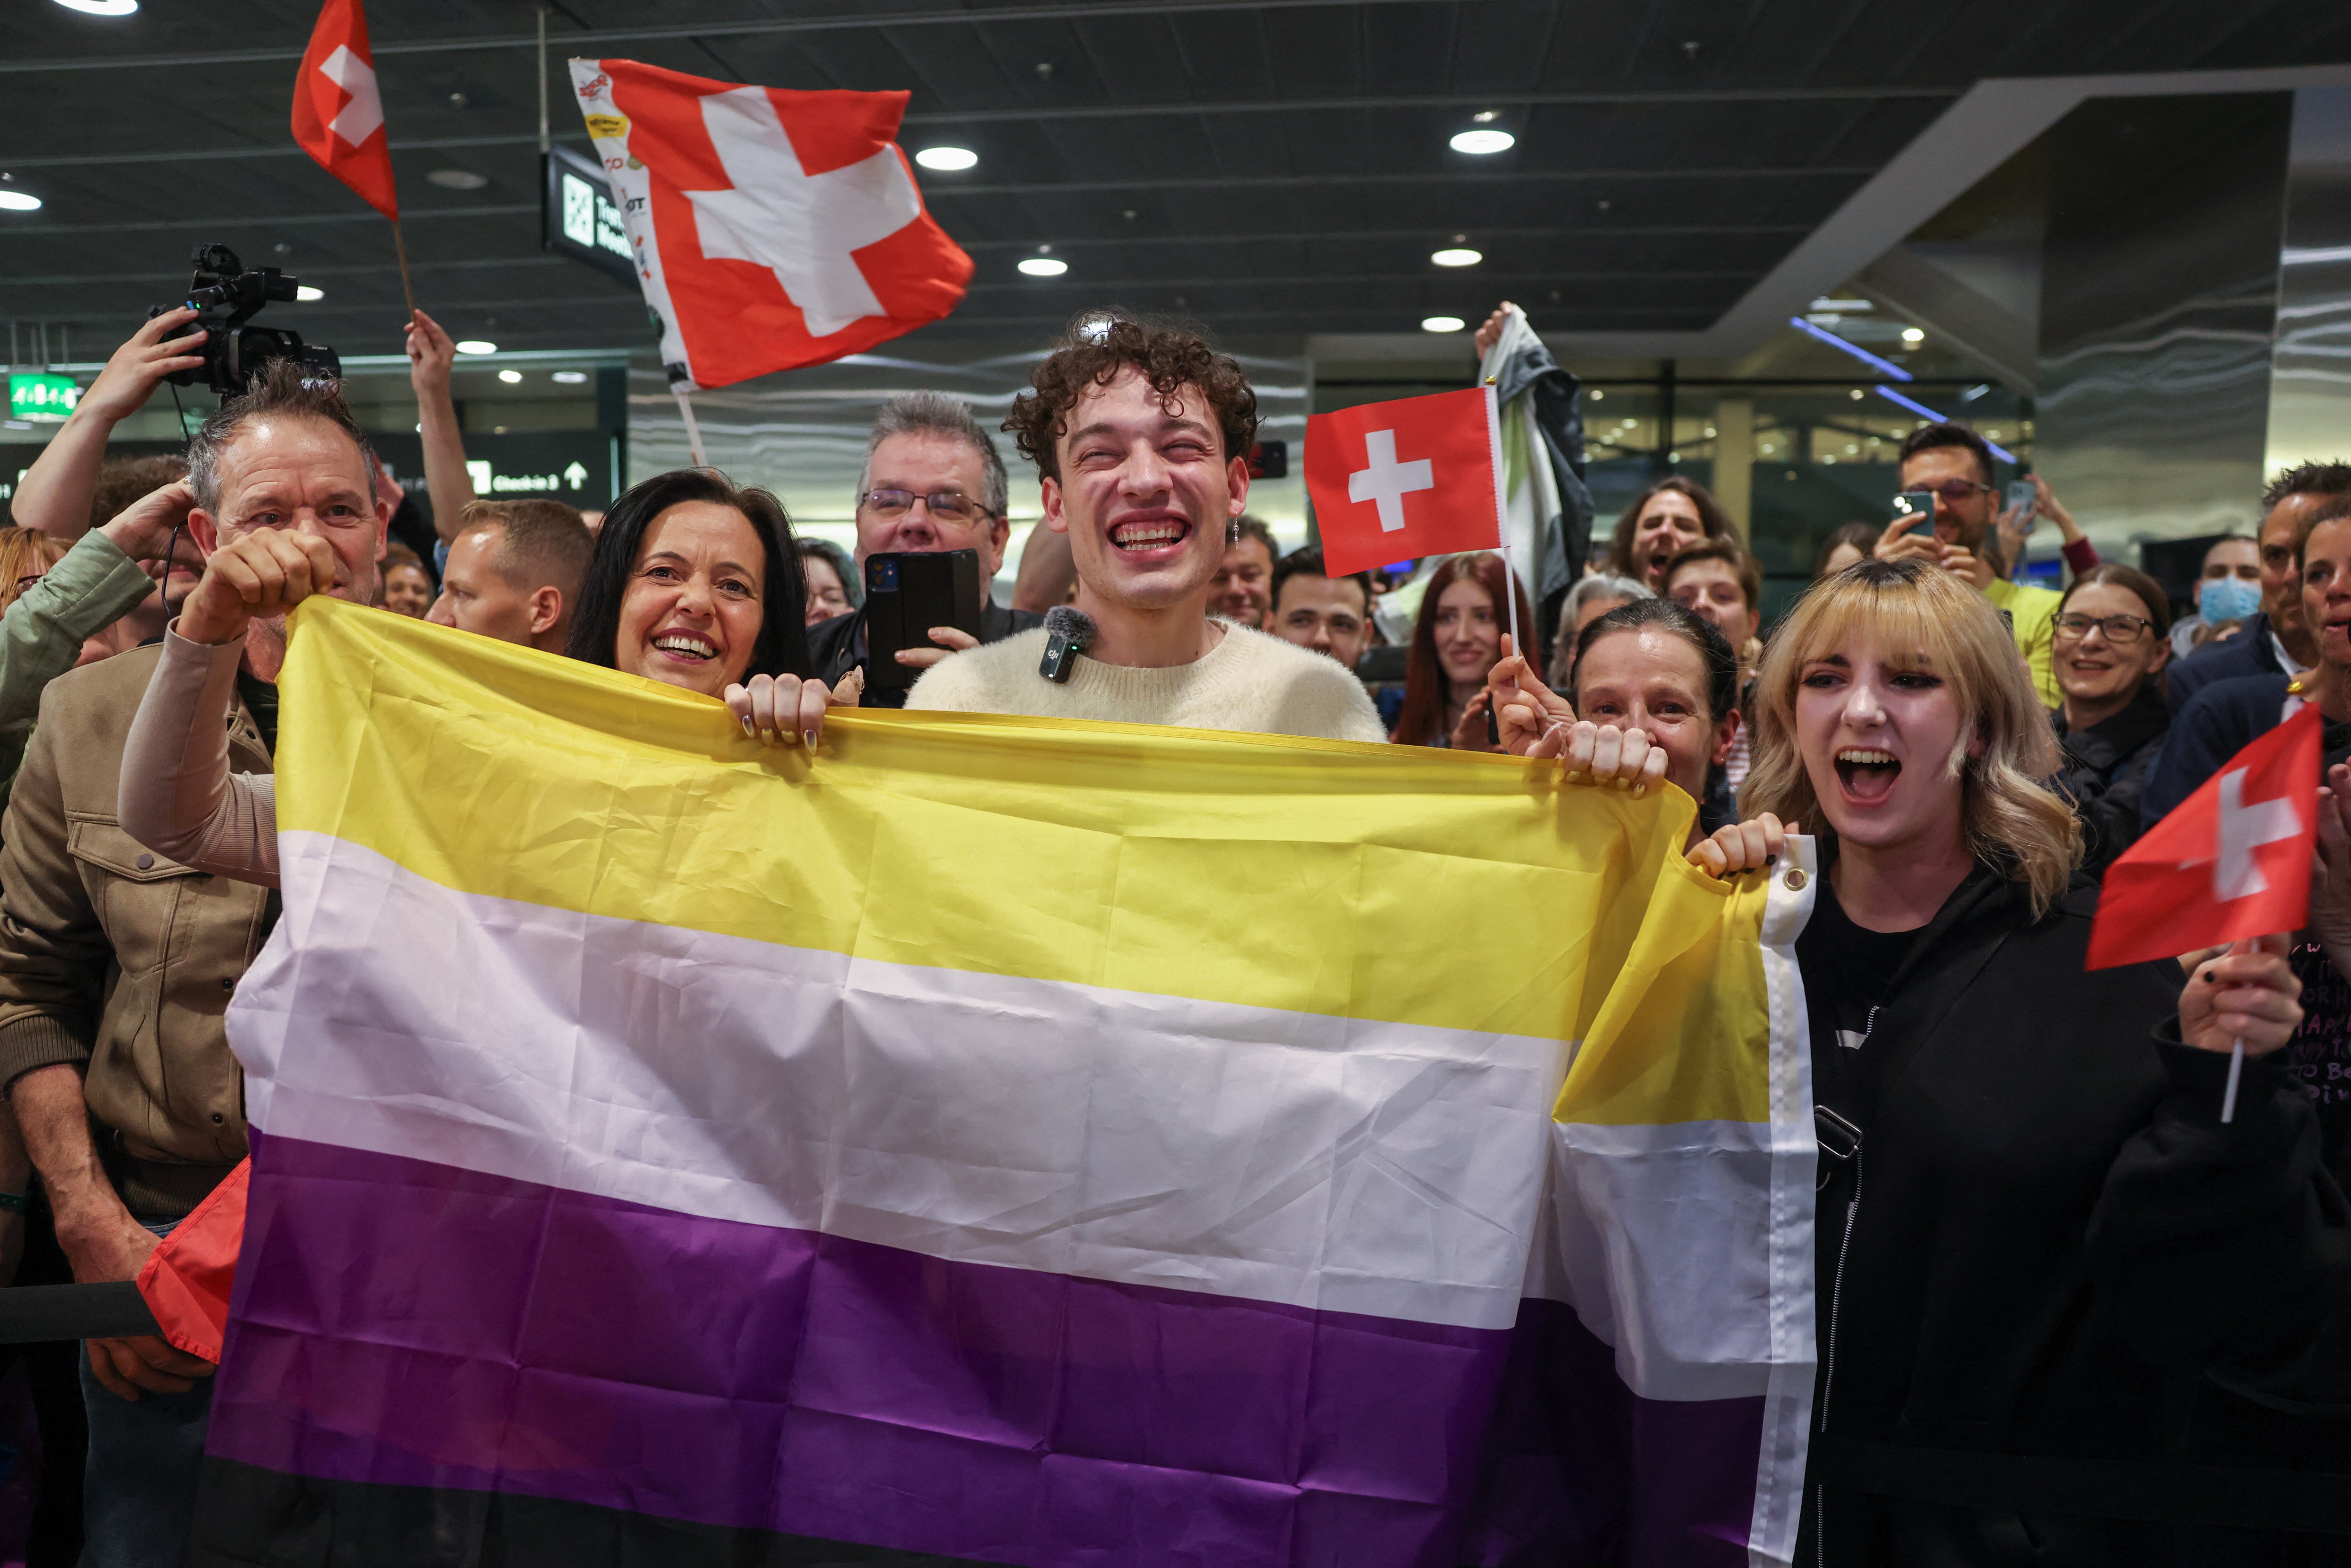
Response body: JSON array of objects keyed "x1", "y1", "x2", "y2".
[
  {"x1": 804, "y1": 599, "x2": 1040, "y2": 693},
  {"x1": 2141, "y1": 673, "x2": 2296, "y2": 830},
  {"x1": 2051, "y1": 689, "x2": 2169, "y2": 875},
  {"x1": 1796, "y1": 864, "x2": 2351, "y2": 1564},
  {"x1": 2168, "y1": 609, "x2": 2286, "y2": 717}
]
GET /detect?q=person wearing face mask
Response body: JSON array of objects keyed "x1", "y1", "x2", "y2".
[
  {"x1": 1688, "y1": 557, "x2": 2332, "y2": 1565},
  {"x1": 2049, "y1": 564, "x2": 2172, "y2": 875},
  {"x1": 2143, "y1": 494, "x2": 2351, "y2": 830},
  {"x1": 895, "y1": 318, "x2": 1383, "y2": 743},
  {"x1": 1389, "y1": 552, "x2": 1535, "y2": 750},
  {"x1": 2168, "y1": 465, "x2": 2351, "y2": 717},
  {"x1": 2174, "y1": 535, "x2": 2262, "y2": 659},
  {"x1": 1483, "y1": 597, "x2": 1744, "y2": 840},
  {"x1": 1602, "y1": 476, "x2": 1738, "y2": 591}
]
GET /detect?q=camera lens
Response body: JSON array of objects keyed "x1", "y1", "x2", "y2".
[{"x1": 870, "y1": 558, "x2": 898, "y2": 592}]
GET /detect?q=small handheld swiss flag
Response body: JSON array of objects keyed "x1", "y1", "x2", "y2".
[
  {"x1": 569, "y1": 58, "x2": 973, "y2": 390},
  {"x1": 2088, "y1": 703, "x2": 2320, "y2": 969},
  {"x1": 1306, "y1": 387, "x2": 1503, "y2": 578},
  {"x1": 291, "y1": 0, "x2": 398, "y2": 220}
]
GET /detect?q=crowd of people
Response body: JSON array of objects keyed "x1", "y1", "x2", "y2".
[{"x1": 0, "y1": 297, "x2": 2338, "y2": 1568}]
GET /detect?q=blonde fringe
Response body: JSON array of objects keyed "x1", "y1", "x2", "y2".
[{"x1": 1738, "y1": 562, "x2": 2083, "y2": 921}]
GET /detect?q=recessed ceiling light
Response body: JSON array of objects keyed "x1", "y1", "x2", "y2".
[
  {"x1": 1450, "y1": 129, "x2": 1514, "y2": 155},
  {"x1": 426, "y1": 169, "x2": 489, "y2": 191},
  {"x1": 455, "y1": 339, "x2": 497, "y2": 355},
  {"x1": 914, "y1": 146, "x2": 977, "y2": 172},
  {"x1": 1018, "y1": 257, "x2": 1068, "y2": 277},
  {"x1": 1849, "y1": 388, "x2": 1864, "y2": 400},
  {"x1": 551, "y1": 370, "x2": 588, "y2": 385},
  {"x1": 1431, "y1": 247, "x2": 1482, "y2": 268},
  {"x1": 52, "y1": 0, "x2": 138, "y2": 13},
  {"x1": 1473, "y1": 110, "x2": 1499, "y2": 124},
  {"x1": 1420, "y1": 315, "x2": 1467, "y2": 333},
  {"x1": 498, "y1": 369, "x2": 523, "y2": 384},
  {"x1": 1588, "y1": 389, "x2": 1604, "y2": 401},
  {"x1": 0, "y1": 190, "x2": 43, "y2": 213},
  {"x1": 1901, "y1": 327, "x2": 1925, "y2": 343},
  {"x1": 295, "y1": 284, "x2": 324, "y2": 301}
]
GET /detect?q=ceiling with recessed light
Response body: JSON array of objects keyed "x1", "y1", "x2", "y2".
[{"x1": 4, "y1": 0, "x2": 2350, "y2": 361}]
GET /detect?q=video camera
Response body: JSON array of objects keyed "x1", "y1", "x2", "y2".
[{"x1": 149, "y1": 244, "x2": 340, "y2": 400}]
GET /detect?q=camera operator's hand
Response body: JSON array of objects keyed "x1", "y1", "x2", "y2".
[
  {"x1": 77, "y1": 308, "x2": 208, "y2": 427},
  {"x1": 405, "y1": 309, "x2": 457, "y2": 397},
  {"x1": 96, "y1": 480, "x2": 197, "y2": 567},
  {"x1": 177, "y1": 531, "x2": 340, "y2": 647}
]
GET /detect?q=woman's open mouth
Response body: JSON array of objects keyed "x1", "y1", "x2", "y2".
[
  {"x1": 1834, "y1": 747, "x2": 1900, "y2": 804},
  {"x1": 652, "y1": 631, "x2": 718, "y2": 664}
]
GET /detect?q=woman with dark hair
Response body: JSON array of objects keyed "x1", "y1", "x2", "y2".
[
  {"x1": 565, "y1": 471, "x2": 852, "y2": 746},
  {"x1": 797, "y1": 537, "x2": 860, "y2": 626},
  {"x1": 1603, "y1": 476, "x2": 1737, "y2": 589},
  {"x1": 1390, "y1": 553, "x2": 1538, "y2": 749},
  {"x1": 1484, "y1": 598, "x2": 1744, "y2": 844},
  {"x1": 1813, "y1": 522, "x2": 1878, "y2": 578},
  {"x1": 2050, "y1": 563, "x2": 2171, "y2": 875}
]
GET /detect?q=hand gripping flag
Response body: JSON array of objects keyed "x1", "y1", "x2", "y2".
[
  {"x1": 2089, "y1": 702, "x2": 2320, "y2": 969},
  {"x1": 1306, "y1": 386, "x2": 1504, "y2": 577},
  {"x1": 291, "y1": 0, "x2": 397, "y2": 219},
  {"x1": 569, "y1": 58, "x2": 973, "y2": 390},
  {"x1": 189, "y1": 601, "x2": 1818, "y2": 1568}
]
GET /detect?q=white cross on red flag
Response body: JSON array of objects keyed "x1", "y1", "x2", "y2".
[
  {"x1": 291, "y1": 0, "x2": 397, "y2": 220},
  {"x1": 2088, "y1": 702, "x2": 2320, "y2": 969},
  {"x1": 1305, "y1": 387, "x2": 1503, "y2": 578},
  {"x1": 569, "y1": 59, "x2": 973, "y2": 390}
]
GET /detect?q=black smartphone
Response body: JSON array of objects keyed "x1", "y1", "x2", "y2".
[
  {"x1": 863, "y1": 548, "x2": 985, "y2": 699},
  {"x1": 1893, "y1": 490, "x2": 1935, "y2": 526}
]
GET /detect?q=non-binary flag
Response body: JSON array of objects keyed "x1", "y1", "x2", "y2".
[
  {"x1": 2089, "y1": 702, "x2": 2320, "y2": 969},
  {"x1": 1306, "y1": 387, "x2": 1505, "y2": 577},
  {"x1": 568, "y1": 58, "x2": 973, "y2": 390},
  {"x1": 185, "y1": 601, "x2": 1816, "y2": 1568},
  {"x1": 290, "y1": 0, "x2": 398, "y2": 220}
]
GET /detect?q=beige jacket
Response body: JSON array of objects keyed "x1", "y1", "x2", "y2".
[{"x1": 0, "y1": 643, "x2": 274, "y2": 1217}]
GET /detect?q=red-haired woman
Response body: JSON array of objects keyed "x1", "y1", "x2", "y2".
[{"x1": 1389, "y1": 552, "x2": 1538, "y2": 750}]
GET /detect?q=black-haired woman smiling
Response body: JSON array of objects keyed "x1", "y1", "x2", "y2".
[{"x1": 564, "y1": 469, "x2": 849, "y2": 745}]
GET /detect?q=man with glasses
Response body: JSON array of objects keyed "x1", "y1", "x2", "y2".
[
  {"x1": 2167, "y1": 464, "x2": 2351, "y2": 716},
  {"x1": 805, "y1": 392, "x2": 1042, "y2": 699},
  {"x1": 1875, "y1": 421, "x2": 2064, "y2": 704}
]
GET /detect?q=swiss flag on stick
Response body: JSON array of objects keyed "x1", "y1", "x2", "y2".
[
  {"x1": 291, "y1": 0, "x2": 398, "y2": 220},
  {"x1": 2089, "y1": 703, "x2": 2320, "y2": 969},
  {"x1": 569, "y1": 59, "x2": 973, "y2": 389},
  {"x1": 1306, "y1": 387, "x2": 1503, "y2": 577}
]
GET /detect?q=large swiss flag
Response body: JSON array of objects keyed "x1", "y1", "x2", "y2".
[
  {"x1": 1306, "y1": 387, "x2": 1503, "y2": 577},
  {"x1": 2088, "y1": 702, "x2": 2319, "y2": 969},
  {"x1": 570, "y1": 58, "x2": 973, "y2": 389},
  {"x1": 291, "y1": 0, "x2": 398, "y2": 220}
]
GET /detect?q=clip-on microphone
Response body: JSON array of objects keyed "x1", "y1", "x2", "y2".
[{"x1": 1039, "y1": 606, "x2": 1094, "y2": 683}]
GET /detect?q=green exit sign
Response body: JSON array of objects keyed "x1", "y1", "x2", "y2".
[{"x1": 8, "y1": 374, "x2": 79, "y2": 424}]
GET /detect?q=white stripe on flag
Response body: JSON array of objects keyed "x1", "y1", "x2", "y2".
[{"x1": 231, "y1": 831, "x2": 1570, "y2": 1332}]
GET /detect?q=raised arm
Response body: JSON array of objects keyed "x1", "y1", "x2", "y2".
[
  {"x1": 10, "y1": 310, "x2": 208, "y2": 542},
  {"x1": 405, "y1": 309, "x2": 479, "y2": 543}
]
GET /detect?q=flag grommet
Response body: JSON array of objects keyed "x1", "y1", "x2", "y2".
[{"x1": 1783, "y1": 867, "x2": 1807, "y2": 890}]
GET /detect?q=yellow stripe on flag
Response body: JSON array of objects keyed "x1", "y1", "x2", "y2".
[{"x1": 275, "y1": 598, "x2": 1771, "y2": 1101}]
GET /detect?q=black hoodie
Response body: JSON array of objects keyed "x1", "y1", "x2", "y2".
[{"x1": 1792, "y1": 861, "x2": 2351, "y2": 1565}]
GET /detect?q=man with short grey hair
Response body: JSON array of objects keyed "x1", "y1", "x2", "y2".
[{"x1": 805, "y1": 392, "x2": 1041, "y2": 699}]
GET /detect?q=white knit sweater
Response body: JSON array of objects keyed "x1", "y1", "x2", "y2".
[{"x1": 906, "y1": 621, "x2": 1389, "y2": 743}]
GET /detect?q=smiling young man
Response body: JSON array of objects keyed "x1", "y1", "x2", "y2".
[{"x1": 905, "y1": 319, "x2": 1384, "y2": 742}]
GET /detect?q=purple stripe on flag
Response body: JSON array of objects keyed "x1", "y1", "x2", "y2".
[
  {"x1": 210, "y1": 1135, "x2": 1514, "y2": 1568},
  {"x1": 1464, "y1": 1299, "x2": 1764, "y2": 1567}
]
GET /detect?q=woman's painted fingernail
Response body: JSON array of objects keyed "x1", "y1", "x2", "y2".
[
  {"x1": 741, "y1": 717, "x2": 756, "y2": 737},
  {"x1": 804, "y1": 729, "x2": 819, "y2": 750}
]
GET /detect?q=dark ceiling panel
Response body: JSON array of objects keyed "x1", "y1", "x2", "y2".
[{"x1": 1, "y1": 0, "x2": 2346, "y2": 359}]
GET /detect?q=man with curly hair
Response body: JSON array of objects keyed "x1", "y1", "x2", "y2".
[{"x1": 905, "y1": 317, "x2": 1384, "y2": 742}]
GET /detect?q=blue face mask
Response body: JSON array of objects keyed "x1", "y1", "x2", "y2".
[{"x1": 2201, "y1": 575, "x2": 2262, "y2": 627}]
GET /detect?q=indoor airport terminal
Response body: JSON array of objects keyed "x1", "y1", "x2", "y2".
[{"x1": 3, "y1": 3, "x2": 2351, "y2": 1567}]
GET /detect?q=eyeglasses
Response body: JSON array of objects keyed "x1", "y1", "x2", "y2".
[
  {"x1": 2052, "y1": 612, "x2": 2155, "y2": 645},
  {"x1": 1912, "y1": 479, "x2": 1995, "y2": 503},
  {"x1": 859, "y1": 488, "x2": 992, "y2": 522}
]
